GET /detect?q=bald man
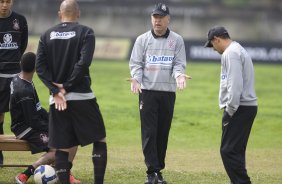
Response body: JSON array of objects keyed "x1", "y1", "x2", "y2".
[{"x1": 36, "y1": 1, "x2": 107, "y2": 184}]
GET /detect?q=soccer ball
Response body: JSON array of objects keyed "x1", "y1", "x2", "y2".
[{"x1": 34, "y1": 165, "x2": 58, "y2": 184}]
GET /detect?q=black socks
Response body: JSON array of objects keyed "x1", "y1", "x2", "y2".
[
  {"x1": 92, "y1": 142, "x2": 107, "y2": 184},
  {"x1": 0, "y1": 122, "x2": 3, "y2": 134},
  {"x1": 23, "y1": 165, "x2": 35, "y2": 177},
  {"x1": 0, "y1": 122, "x2": 3, "y2": 164},
  {"x1": 55, "y1": 150, "x2": 72, "y2": 184},
  {"x1": 54, "y1": 143, "x2": 107, "y2": 184}
]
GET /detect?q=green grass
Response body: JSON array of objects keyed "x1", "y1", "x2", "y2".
[{"x1": 1, "y1": 61, "x2": 282, "y2": 184}]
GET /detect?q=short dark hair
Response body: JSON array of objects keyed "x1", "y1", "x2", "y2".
[{"x1": 20, "y1": 52, "x2": 36, "y2": 73}]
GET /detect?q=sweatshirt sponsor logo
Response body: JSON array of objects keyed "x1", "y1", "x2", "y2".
[
  {"x1": 0, "y1": 33, "x2": 18, "y2": 49},
  {"x1": 50, "y1": 31, "x2": 76, "y2": 40},
  {"x1": 146, "y1": 55, "x2": 174, "y2": 65}
]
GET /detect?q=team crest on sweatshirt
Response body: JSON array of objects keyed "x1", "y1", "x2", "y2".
[
  {"x1": 13, "y1": 19, "x2": 20, "y2": 30},
  {"x1": 167, "y1": 40, "x2": 176, "y2": 49}
]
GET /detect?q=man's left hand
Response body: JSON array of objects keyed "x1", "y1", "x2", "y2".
[
  {"x1": 176, "y1": 74, "x2": 192, "y2": 90},
  {"x1": 54, "y1": 92, "x2": 67, "y2": 111}
]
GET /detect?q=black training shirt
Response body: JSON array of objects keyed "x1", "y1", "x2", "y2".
[
  {"x1": 36, "y1": 22, "x2": 95, "y2": 96},
  {"x1": 10, "y1": 75, "x2": 48, "y2": 137},
  {"x1": 0, "y1": 12, "x2": 28, "y2": 74}
]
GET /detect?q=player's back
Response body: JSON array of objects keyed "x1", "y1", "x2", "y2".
[{"x1": 37, "y1": 22, "x2": 95, "y2": 93}]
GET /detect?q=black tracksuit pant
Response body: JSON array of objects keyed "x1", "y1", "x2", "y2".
[
  {"x1": 139, "y1": 90, "x2": 175, "y2": 174},
  {"x1": 220, "y1": 106, "x2": 257, "y2": 184}
]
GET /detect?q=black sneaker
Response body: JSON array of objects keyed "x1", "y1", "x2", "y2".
[
  {"x1": 157, "y1": 172, "x2": 167, "y2": 184},
  {"x1": 145, "y1": 173, "x2": 158, "y2": 184}
]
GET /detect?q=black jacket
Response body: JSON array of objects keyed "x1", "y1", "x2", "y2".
[
  {"x1": 0, "y1": 11, "x2": 28, "y2": 74},
  {"x1": 36, "y1": 22, "x2": 95, "y2": 96},
  {"x1": 10, "y1": 75, "x2": 48, "y2": 136}
]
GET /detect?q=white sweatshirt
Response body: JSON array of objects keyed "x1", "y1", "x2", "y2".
[
  {"x1": 219, "y1": 41, "x2": 257, "y2": 116},
  {"x1": 129, "y1": 30, "x2": 186, "y2": 92}
]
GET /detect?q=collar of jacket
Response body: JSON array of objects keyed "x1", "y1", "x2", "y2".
[{"x1": 151, "y1": 29, "x2": 170, "y2": 38}]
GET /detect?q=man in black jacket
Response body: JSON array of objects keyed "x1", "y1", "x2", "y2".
[
  {"x1": 0, "y1": 0, "x2": 28, "y2": 165},
  {"x1": 36, "y1": 1, "x2": 107, "y2": 183},
  {"x1": 10, "y1": 52, "x2": 80, "y2": 184}
]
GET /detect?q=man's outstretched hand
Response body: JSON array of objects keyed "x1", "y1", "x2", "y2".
[{"x1": 176, "y1": 74, "x2": 192, "y2": 90}]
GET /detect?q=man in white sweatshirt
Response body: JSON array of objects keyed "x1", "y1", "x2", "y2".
[
  {"x1": 129, "y1": 3, "x2": 191, "y2": 184},
  {"x1": 204, "y1": 26, "x2": 258, "y2": 184}
]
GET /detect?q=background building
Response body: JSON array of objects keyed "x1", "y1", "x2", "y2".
[
  {"x1": 13, "y1": 0, "x2": 282, "y2": 41},
  {"x1": 12, "y1": 0, "x2": 282, "y2": 63}
]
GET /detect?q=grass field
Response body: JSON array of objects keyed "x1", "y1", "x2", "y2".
[{"x1": 1, "y1": 61, "x2": 282, "y2": 184}]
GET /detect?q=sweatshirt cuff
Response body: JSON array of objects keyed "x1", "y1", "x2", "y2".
[
  {"x1": 51, "y1": 87, "x2": 60, "y2": 96},
  {"x1": 132, "y1": 76, "x2": 142, "y2": 84},
  {"x1": 225, "y1": 107, "x2": 236, "y2": 117},
  {"x1": 63, "y1": 83, "x2": 70, "y2": 93},
  {"x1": 174, "y1": 72, "x2": 182, "y2": 79}
]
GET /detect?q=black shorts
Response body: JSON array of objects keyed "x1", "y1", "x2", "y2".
[
  {"x1": 0, "y1": 77, "x2": 12, "y2": 113},
  {"x1": 21, "y1": 130, "x2": 49, "y2": 154},
  {"x1": 48, "y1": 98, "x2": 106, "y2": 149}
]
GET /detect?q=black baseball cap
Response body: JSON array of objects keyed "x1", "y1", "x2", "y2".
[
  {"x1": 151, "y1": 3, "x2": 170, "y2": 16},
  {"x1": 204, "y1": 26, "x2": 229, "y2": 47}
]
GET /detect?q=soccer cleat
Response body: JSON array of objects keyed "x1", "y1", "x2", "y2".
[
  {"x1": 70, "y1": 173, "x2": 82, "y2": 184},
  {"x1": 15, "y1": 173, "x2": 29, "y2": 184},
  {"x1": 157, "y1": 172, "x2": 167, "y2": 184},
  {"x1": 145, "y1": 173, "x2": 158, "y2": 184}
]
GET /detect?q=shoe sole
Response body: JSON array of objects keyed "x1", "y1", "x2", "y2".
[{"x1": 15, "y1": 176, "x2": 25, "y2": 184}]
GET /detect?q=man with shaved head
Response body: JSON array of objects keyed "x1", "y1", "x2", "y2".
[
  {"x1": 36, "y1": 0, "x2": 107, "y2": 183},
  {"x1": 60, "y1": 0, "x2": 79, "y2": 15}
]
